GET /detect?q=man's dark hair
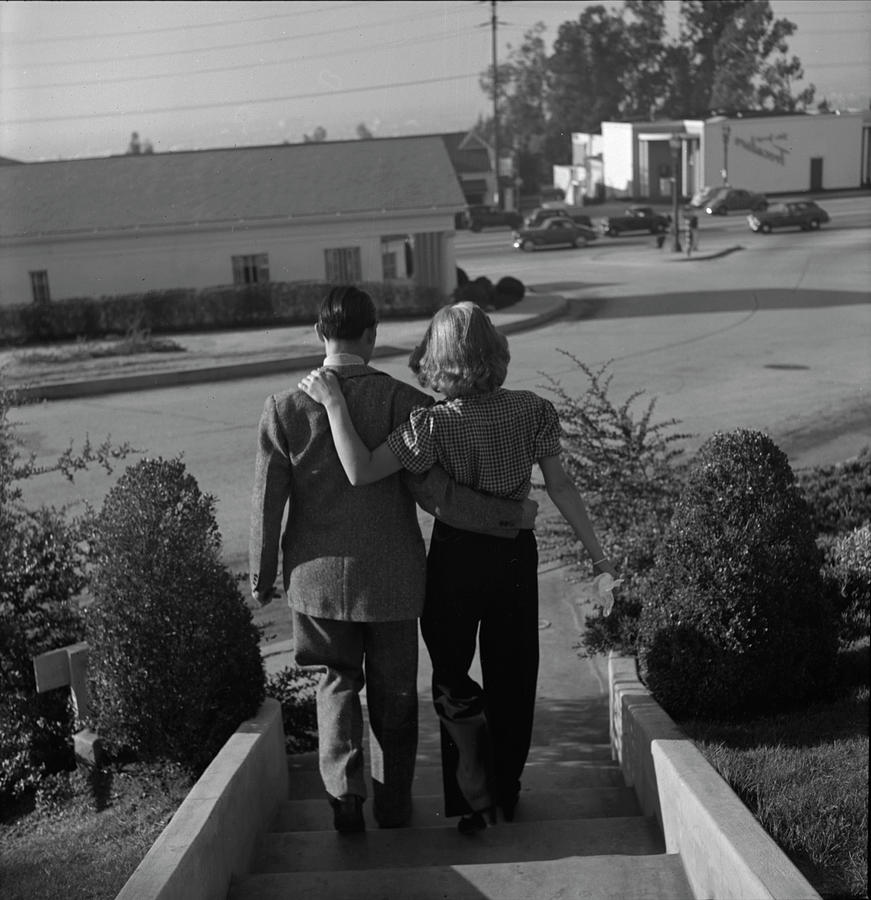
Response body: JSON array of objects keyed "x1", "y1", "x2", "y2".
[{"x1": 317, "y1": 286, "x2": 377, "y2": 340}]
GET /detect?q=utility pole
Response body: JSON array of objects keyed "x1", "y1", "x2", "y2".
[{"x1": 490, "y1": 0, "x2": 501, "y2": 209}]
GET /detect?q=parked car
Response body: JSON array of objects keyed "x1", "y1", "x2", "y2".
[
  {"x1": 524, "y1": 207, "x2": 594, "y2": 229},
  {"x1": 599, "y1": 206, "x2": 671, "y2": 236},
  {"x1": 702, "y1": 187, "x2": 768, "y2": 215},
  {"x1": 686, "y1": 185, "x2": 720, "y2": 209},
  {"x1": 747, "y1": 200, "x2": 830, "y2": 233},
  {"x1": 465, "y1": 205, "x2": 523, "y2": 232},
  {"x1": 512, "y1": 217, "x2": 596, "y2": 251}
]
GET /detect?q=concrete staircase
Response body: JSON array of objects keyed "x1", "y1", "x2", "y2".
[{"x1": 227, "y1": 567, "x2": 695, "y2": 900}]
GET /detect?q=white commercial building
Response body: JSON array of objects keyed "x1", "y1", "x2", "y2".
[{"x1": 556, "y1": 111, "x2": 871, "y2": 203}]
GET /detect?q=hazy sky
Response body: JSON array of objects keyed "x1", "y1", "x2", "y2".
[{"x1": 1, "y1": 0, "x2": 869, "y2": 162}]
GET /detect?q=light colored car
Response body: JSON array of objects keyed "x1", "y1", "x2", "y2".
[
  {"x1": 747, "y1": 200, "x2": 830, "y2": 233},
  {"x1": 512, "y1": 217, "x2": 596, "y2": 251}
]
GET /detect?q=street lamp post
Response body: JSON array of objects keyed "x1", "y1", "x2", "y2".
[
  {"x1": 721, "y1": 123, "x2": 731, "y2": 186},
  {"x1": 669, "y1": 133, "x2": 682, "y2": 253}
]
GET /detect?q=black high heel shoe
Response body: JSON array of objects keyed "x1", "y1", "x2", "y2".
[{"x1": 457, "y1": 807, "x2": 496, "y2": 835}]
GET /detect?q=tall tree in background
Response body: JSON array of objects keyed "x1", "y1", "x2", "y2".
[
  {"x1": 473, "y1": 0, "x2": 812, "y2": 186},
  {"x1": 675, "y1": 0, "x2": 814, "y2": 115},
  {"x1": 478, "y1": 22, "x2": 550, "y2": 191},
  {"x1": 619, "y1": 1, "x2": 669, "y2": 120},
  {"x1": 547, "y1": 5, "x2": 631, "y2": 156}
]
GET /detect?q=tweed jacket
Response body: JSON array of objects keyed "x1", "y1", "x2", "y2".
[{"x1": 249, "y1": 363, "x2": 524, "y2": 622}]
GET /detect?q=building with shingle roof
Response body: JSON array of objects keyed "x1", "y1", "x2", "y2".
[{"x1": 0, "y1": 135, "x2": 466, "y2": 307}]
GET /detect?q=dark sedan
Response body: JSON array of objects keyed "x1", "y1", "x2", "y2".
[
  {"x1": 599, "y1": 206, "x2": 671, "y2": 236},
  {"x1": 512, "y1": 217, "x2": 596, "y2": 251},
  {"x1": 703, "y1": 187, "x2": 768, "y2": 215},
  {"x1": 465, "y1": 205, "x2": 523, "y2": 232},
  {"x1": 747, "y1": 201, "x2": 830, "y2": 233}
]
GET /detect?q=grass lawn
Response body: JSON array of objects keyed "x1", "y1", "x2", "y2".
[
  {"x1": 0, "y1": 761, "x2": 194, "y2": 900},
  {"x1": 678, "y1": 642, "x2": 869, "y2": 900}
]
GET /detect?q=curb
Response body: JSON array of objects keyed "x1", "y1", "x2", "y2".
[
  {"x1": 116, "y1": 698, "x2": 287, "y2": 900},
  {"x1": 11, "y1": 296, "x2": 570, "y2": 402},
  {"x1": 608, "y1": 654, "x2": 822, "y2": 900},
  {"x1": 668, "y1": 244, "x2": 744, "y2": 262}
]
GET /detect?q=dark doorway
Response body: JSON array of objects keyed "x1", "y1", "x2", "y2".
[{"x1": 810, "y1": 157, "x2": 823, "y2": 191}]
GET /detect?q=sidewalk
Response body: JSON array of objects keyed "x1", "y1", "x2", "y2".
[{"x1": 1, "y1": 291, "x2": 571, "y2": 401}]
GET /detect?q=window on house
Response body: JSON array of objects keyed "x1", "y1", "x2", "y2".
[
  {"x1": 29, "y1": 270, "x2": 50, "y2": 303},
  {"x1": 382, "y1": 251, "x2": 398, "y2": 281},
  {"x1": 232, "y1": 254, "x2": 270, "y2": 285},
  {"x1": 324, "y1": 247, "x2": 362, "y2": 283}
]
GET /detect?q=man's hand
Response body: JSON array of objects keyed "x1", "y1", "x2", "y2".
[
  {"x1": 520, "y1": 498, "x2": 538, "y2": 530},
  {"x1": 298, "y1": 368, "x2": 342, "y2": 407}
]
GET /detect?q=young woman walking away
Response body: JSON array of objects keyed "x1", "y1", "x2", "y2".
[{"x1": 299, "y1": 301, "x2": 617, "y2": 835}]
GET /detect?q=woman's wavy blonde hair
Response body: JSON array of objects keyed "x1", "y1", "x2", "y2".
[{"x1": 409, "y1": 301, "x2": 509, "y2": 398}]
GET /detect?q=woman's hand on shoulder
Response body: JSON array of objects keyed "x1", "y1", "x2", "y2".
[{"x1": 298, "y1": 368, "x2": 342, "y2": 407}]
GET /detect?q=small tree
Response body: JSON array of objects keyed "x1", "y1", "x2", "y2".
[
  {"x1": 541, "y1": 353, "x2": 690, "y2": 654},
  {"x1": 638, "y1": 429, "x2": 838, "y2": 719},
  {"x1": 86, "y1": 457, "x2": 265, "y2": 773}
]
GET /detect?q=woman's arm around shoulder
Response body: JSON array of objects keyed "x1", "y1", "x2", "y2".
[{"x1": 298, "y1": 368, "x2": 402, "y2": 485}]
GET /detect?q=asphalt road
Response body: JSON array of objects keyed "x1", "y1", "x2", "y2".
[{"x1": 12, "y1": 197, "x2": 871, "y2": 583}]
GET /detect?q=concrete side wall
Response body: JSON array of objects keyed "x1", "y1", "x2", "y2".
[
  {"x1": 0, "y1": 210, "x2": 455, "y2": 307},
  {"x1": 653, "y1": 741, "x2": 821, "y2": 900},
  {"x1": 704, "y1": 115, "x2": 864, "y2": 194},
  {"x1": 116, "y1": 698, "x2": 288, "y2": 900},
  {"x1": 608, "y1": 654, "x2": 821, "y2": 900}
]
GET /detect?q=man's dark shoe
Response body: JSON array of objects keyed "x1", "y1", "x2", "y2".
[{"x1": 329, "y1": 793, "x2": 365, "y2": 834}]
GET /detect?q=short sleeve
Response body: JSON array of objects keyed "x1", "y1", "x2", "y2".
[
  {"x1": 535, "y1": 398, "x2": 562, "y2": 459},
  {"x1": 386, "y1": 405, "x2": 438, "y2": 474}
]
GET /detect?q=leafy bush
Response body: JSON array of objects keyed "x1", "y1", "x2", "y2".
[
  {"x1": 266, "y1": 666, "x2": 319, "y2": 753},
  {"x1": 637, "y1": 429, "x2": 838, "y2": 719},
  {"x1": 796, "y1": 447, "x2": 871, "y2": 538},
  {"x1": 540, "y1": 354, "x2": 690, "y2": 655},
  {"x1": 493, "y1": 275, "x2": 525, "y2": 309},
  {"x1": 0, "y1": 379, "x2": 131, "y2": 802},
  {"x1": 822, "y1": 525, "x2": 871, "y2": 647},
  {"x1": 0, "y1": 509, "x2": 91, "y2": 801},
  {"x1": 86, "y1": 457, "x2": 265, "y2": 773}
]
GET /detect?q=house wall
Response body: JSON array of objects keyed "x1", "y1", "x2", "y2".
[
  {"x1": 705, "y1": 113, "x2": 865, "y2": 193},
  {"x1": 0, "y1": 212, "x2": 457, "y2": 307},
  {"x1": 601, "y1": 123, "x2": 636, "y2": 198}
]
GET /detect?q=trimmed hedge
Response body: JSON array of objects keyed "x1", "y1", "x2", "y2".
[
  {"x1": 86, "y1": 457, "x2": 265, "y2": 773},
  {"x1": 638, "y1": 430, "x2": 838, "y2": 719},
  {"x1": 0, "y1": 280, "x2": 443, "y2": 346}
]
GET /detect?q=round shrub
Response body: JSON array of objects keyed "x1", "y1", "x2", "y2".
[
  {"x1": 493, "y1": 276, "x2": 525, "y2": 310},
  {"x1": 453, "y1": 279, "x2": 493, "y2": 308},
  {"x1": 822, "y1": 524, "x2": 871, "y2": 647},
  {"x1": 638, "y1": 430, "x2": 837, "y2": 719},
  {"x1": 86, "y1": 457, "x2": 265, "y2": 773}
]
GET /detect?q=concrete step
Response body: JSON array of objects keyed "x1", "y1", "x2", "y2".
[
  {"x1": 251, "y1": 816, "x2": 664, "y2": 874},
  {"x1": 286, "y1": 759, "x2": 627, "y2": 801},
  {"x1": 274, "y1": 786, "x2": 642, "y2": 831},
  {"x1": 229, "y1": 852, "x2": 695, "y2": 900}
]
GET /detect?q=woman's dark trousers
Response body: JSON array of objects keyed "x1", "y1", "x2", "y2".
[{"x1": 420, "y1": 522, "x2": 539, "y2": 817}]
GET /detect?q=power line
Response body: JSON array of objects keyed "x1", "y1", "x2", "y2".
[
  {"x1": 0, "y1": 2, "x2": 364, "y2": 44},
  {"x1": 0, "y1": 4, "x2": 481, "y2": 69},
  {"x1": 2, "y1": 71, "x2": 483, "y2": 126},
  {"x1": 5, "y1": 28, "x2": 478, "y2": 91}
]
